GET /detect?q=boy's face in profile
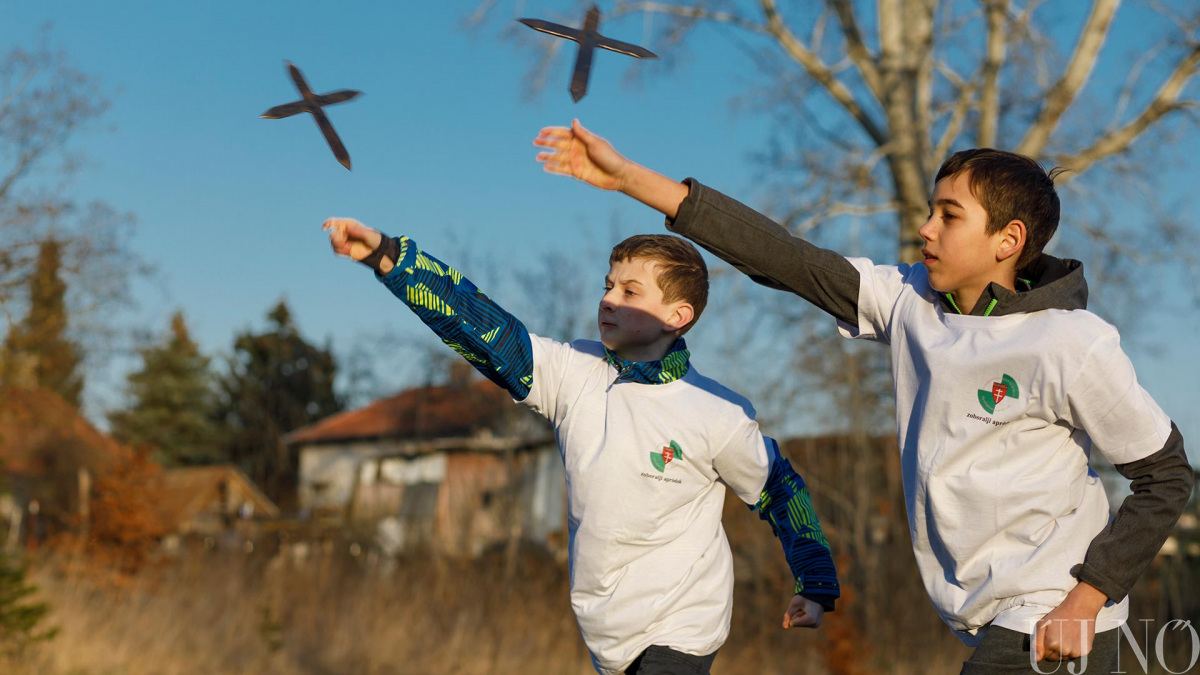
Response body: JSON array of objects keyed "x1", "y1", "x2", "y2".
[
  {"x1": 599, "y1": 257, "x2": 689, "y2": 358},
  {"x1": 919, "y1": 171, "x2": 1013, "y2": 298}
]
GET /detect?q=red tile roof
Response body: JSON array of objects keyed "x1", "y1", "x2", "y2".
[
  {"x1": 284, "y1": 379, "x2": 514, "y2": 446},
  {"x1": 0, "y1": 387, "x2": 120, "y2": 476}
]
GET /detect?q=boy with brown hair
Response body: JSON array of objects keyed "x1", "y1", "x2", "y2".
[
  {"x1": 324, "y1": 218, "x2": 840, "y2": 675},
  {"x1": 534, "y1": 121, "x2": 1194, "y2": 673}
]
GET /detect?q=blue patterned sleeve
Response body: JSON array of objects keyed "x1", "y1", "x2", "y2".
[
  {"x1": 753, "y1": 437, "x2": 841, "y2": 611},
  {"x1": 374, "y1": 235, "x2": 534, "y2": 401}
]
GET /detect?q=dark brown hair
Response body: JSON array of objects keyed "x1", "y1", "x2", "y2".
[
  {"x1": 609, "y1": 234, "x2": 708, "y2": 335},
  {"x1": 935, "y1": 149, "x2": 1064, "y2": 271}
]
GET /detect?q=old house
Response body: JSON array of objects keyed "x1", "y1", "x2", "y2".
[
  {"x1": 284, "y1": 378, "x2": 562, "y2": 557},
  {"x1": 154, "y1": 464, "x2": 280, "y2": 552},
  {"x1": 0, "y1": 387, "x2": 118, "y2": 547}
]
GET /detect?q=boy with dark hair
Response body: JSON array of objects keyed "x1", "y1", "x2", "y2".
[
  {"x1": 534, "y1": 120, "x2": 1194, "y2": 673},
  {"x1": 324, "y1": 218, "x2": 840, "y2": 675}
]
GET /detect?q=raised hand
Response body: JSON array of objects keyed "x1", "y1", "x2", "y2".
[
  {"x1": 534, "y1": 119, "x2": 629, "y2": 191},
  {"x1": 324, "y1": 217, "x2": 382, "y2": 262},
  {"x1": 783, "y1": 594, "x2": 824, "y2": 629}
]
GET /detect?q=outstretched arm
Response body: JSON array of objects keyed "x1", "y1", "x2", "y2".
[
  {"x1": 325, "y1": 218, "x2": 533, "y2": 400},
  {"x1": 534, "y1": 121, "x2": 861, "y2": 326},
  {"x1": 534, "y1": 119, "x2": 688, "y2": 218},
  {"x1": 754, "y1": 438, "x2": 841, "y2": 622}
]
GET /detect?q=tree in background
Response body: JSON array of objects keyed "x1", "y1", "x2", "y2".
[
  {"x1": 214, "y1": 301, "x2": 342, "y2": 505},
  {"x1": 0, "y1": 471, "x2": 57, "y2": 656},
  {"x1": 108, "y1": 312, "x2": 221, "y2": 466},
  {"x1": 0, "y1": 238, "x2": 83, "y2": 406},
  {"x1": 478, "y1": 0, "x2": 1198, "y2": 267},
  {"x1": 0, "y1": 32, "x2": 150, "y2": 404},
  {"x1": 474, "y1": 0, "x2": 1200, "y2": 415},
  {"x1": 0, "y1": 551, "x2": 57, "y2": 658}
]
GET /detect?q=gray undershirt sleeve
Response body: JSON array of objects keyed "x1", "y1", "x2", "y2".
[
  {"x1": 1072, "y1": 423, "x2": 1194, "y2": 601},
  {"x1": 666, "y1": 179, "x2": 861, "y2": 326}
]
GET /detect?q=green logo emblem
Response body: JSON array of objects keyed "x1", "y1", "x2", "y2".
[
  {"x1": 650, "y1": 440, "x2": 683, "y2": 473},
  {"x1": 978, "y1": 374, "x2": 1019, "y2": 414}
]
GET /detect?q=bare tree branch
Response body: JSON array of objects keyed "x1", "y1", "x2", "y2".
[
  {"x1": 758, "y1": 0, "x2": 888, "y2": 146},
  {"x1": 0, "y1": 36, "x2": 109, "y2": 207},
  {"x1": 978, "y1": 0, "x2": 1011, "y2": 147},
  {"x1": 810, "y1": 6, "x2": 831, "y2": 56},
  {"x1": 463, "y1": 0, "x2": 500, "y2": 27},
  {"x1": 1016, "y1": 0, "x2": 1121, "y2": 156},
  {"x1": 610, "y1": 1, "x2": 767, "y2": 35},
  {"x1": 785, "y1": 200, "x2": 900, "y2": 236},
  {"x1": 0, "y1": 149, "x2": 43, "y2": 204},
  {"x1": 933, "y1": 74, "x2": 976, "y2": 164},
  {"x1": 1005, "y1": 0, "x2": 1056, "y2": 94},
  {"x1": 825, "y1": 0, "x2": 883, "y2": 97},
  {"x1": 474, "y1": 0, "x2": 1200, "y2": 310},
  {"x1": 0, "y1": 61, "x2": 39, "y2": 121},
  {"x1": 1053, "y1": 41, "x2": 1200, "y2": 175}
]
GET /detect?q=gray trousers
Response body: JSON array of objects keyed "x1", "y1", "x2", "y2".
[
  {"x1": 625, "y1": 645, "x2": 718, "y2": 675},
  {"x1": 961, "y1": 626, "x2": 1119, "y2": 674}
]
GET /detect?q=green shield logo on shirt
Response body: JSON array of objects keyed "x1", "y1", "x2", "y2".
[
  {"x1": 650, "y1": 440, "x2": 684, "y2": 473},
  {"x1": 977, "y1": 373, "x2": 1019, "y2": 414}
]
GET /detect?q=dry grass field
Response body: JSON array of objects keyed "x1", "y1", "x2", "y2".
[
  {"x1": 2, "y1": 532, "x2": 975, "y2": 674},
  {"x1": 3, "y1": 437, "x2": 1191, "y2": 674},
  {"x1": 6, "y1": 539, "x2": 1193, "y2": 674}
]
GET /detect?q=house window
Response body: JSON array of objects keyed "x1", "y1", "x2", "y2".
[{"x1": 398, "y1": 482, "x2": 439, "y2": 520}]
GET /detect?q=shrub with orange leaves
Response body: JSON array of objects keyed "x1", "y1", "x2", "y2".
[{"x1": 84, "y1": 444, "x2": 167, "y2": 575}]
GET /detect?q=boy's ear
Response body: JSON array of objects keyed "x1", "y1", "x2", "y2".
[
  {"x1": 996, "y1": 219, "x2": 1026, "y2": 263},
  {"x1": 664, "y1": 302, "x2": 694, "y2": 333}
]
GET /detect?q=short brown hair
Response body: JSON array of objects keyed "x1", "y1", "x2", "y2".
[
  {"x1": 609, "y1": 234, "x2": 708, "y2": 335},
  {"x1": 935, "y1": 149, "x2": 1063, "y2": 272}
]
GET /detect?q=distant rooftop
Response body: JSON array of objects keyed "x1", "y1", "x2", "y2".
[
  {"x1": 283, "y1": 379, "x2": 516, "y2": 446},
  {"x1": 0, "y1": 386, "x2": 120, "y2": 476},
  {"x1": 154, "y1": 464, "x2": 280, "y2": 531}
]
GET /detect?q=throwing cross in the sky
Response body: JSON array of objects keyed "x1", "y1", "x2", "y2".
[
  {"x1": 260, "y1": 62, "x2": 361, "y2": 170},
  {"x1": 518, "y1": 5, "x2": 657, "y2": 103}
]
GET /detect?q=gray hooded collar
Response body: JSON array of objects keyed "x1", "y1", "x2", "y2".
[{"x1": 939, "y1": 254, "x2": 1088, "y2": 316}]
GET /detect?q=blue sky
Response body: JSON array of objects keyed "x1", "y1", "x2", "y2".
[{"x1": 2, "y1": 1, "x2": 1197, "y2": 451}]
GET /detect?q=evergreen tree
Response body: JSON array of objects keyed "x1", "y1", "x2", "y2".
[
  {"x1": 215, "y1": 301, "x2": 342, "y2": 503},
  {"x1": 0, "y1": 238, "x2": 83, "y2": 406},
  {"x1": 109, "y1": 311, "x2": 221, "y2": 466},
  {"x1": 0, "y1": 551, "x2": 58, "y2": 657}
]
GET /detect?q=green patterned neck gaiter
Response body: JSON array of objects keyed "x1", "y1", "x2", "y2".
[{"x1": 604, "y1": 338, "x2": 691, "y2": 385}]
